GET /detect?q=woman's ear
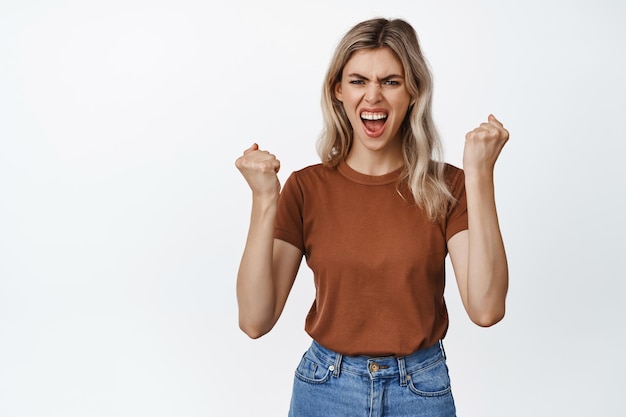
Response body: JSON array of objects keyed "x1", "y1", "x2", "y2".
[{"x1": 334, "y1": 82, "x2": 343, "y2": 102}]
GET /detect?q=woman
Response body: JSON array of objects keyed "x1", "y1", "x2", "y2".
[{"x1": 235, "y1": 17, "x2": 509, "y2": 417}]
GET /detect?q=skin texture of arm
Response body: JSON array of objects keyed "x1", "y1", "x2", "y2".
[
  {"x1": 234, "y1": 144, "x2": 303, "y2": 338},
  {"x1": 448, "y1": 115, "x2": 509, "y2": 327}
]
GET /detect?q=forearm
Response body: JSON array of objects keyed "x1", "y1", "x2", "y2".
[
  {"x1": 236, "y1": 193, "x2": 278, "y2": 337},
  {"x1": 465, "y1": 170, "x2": 508, "y2": 325}
]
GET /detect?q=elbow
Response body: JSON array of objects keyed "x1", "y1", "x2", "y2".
[
  {"x1": 241, "y1": 329, "x2": 267, "y2": 340},
  {"x1": 469, "y1": 306, "x2": 506, "y2": 328},
  {"x1": 239, "y1": 319, "x2": 272, "y2": 340}
]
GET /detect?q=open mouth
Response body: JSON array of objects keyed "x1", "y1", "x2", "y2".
[{"x1": 360, "y1": 111, "x2": 388, "y2": 135}]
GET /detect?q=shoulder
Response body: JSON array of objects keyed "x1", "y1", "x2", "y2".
[
  {"x1": 293, "y1": 163, "x2": 329, "y2": 176},
  {"x1": 289, "y1": 163, "x2": 338, "y2": 184},
  {"x1": 442, "y1": 163, "x2": 466, "y2": 197},
  {"x1": 443, "y1": 162, "x2": 463, "y2": 178},
  {"x1": 442, "y1": 163, "x2": 464, "y2": 183}
]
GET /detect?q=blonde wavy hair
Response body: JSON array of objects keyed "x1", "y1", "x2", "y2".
[{"x1": 317, "y1": 18, "x2": 454, "y2": 221}]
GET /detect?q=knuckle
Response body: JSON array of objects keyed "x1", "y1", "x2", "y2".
[{"x1": 474, "y1": 131, "x2": 488, "y2": 140}]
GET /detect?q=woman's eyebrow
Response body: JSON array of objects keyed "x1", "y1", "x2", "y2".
[{"x1": 345, "y1": 73, "x2": 404, "y2": 81}]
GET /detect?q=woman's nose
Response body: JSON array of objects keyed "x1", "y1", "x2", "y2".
[{"x1": 364, "y1": 83, "x2": 382, "y2": 104}]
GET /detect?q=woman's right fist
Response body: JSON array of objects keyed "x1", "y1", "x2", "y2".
[{"x1": 235, "y1": 143, "x2": 281, "y2": 197}]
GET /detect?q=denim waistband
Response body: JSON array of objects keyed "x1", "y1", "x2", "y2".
[{"x1": 308, "y1": 339, "x2": 446, "y2": 386}]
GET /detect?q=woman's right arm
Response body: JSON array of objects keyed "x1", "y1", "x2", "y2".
[{"x1": 234, "y1": 144, "x2": 303, "y2": 339}]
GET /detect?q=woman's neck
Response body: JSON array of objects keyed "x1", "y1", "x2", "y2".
[{"x1": 345, "y1": 148, "x2": 404, "y2": 176}]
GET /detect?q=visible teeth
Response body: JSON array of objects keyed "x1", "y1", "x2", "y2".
[{"x1": 360, "y1": 112, "x2": 387, "y2": 121}]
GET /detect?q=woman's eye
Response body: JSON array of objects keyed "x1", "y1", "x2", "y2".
[
  {"x1": 383, "y1": 80, "x2": 400, "y2": 86},
  {"x1": 349, "y1": 80, "x2": 365, "y2": 85}
]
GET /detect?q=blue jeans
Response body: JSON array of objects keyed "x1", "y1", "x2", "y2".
[{"x1": 288, "y1": 340, "x2": 456, "y2": 417}]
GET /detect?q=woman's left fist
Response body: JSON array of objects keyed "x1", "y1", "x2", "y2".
[{"x1": 463, "y1": 114, "x2": 510, "y2": 173}]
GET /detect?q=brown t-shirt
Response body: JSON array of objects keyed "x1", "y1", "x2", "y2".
[{"x1": 275, "y1": 161, "x2": 468, "y2": 356}]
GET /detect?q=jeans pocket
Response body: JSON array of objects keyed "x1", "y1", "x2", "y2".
[
  {"x1": 293, "y1": 353, "x2": 332, "y2": 385},
  {"x1": 407, "y1": 358, "x2": 452, "y2": 397}
]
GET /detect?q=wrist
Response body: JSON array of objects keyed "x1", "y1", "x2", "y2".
[
  {"x1": 252, "y1": 190, "x2": 279, "y2": 206},
  {"x1": 463, "y1": 166, "x2": 494, "y2": 183}
]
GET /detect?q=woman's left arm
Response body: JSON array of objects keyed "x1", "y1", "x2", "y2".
[{"x1": 448, "y1": 114, "x2": 509, "y2": 327}]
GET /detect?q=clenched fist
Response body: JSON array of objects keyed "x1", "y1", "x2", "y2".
[
  {"x1": 235, "y1": 143, "x2": 281, "y2": 198},
  {"x1": 463, "y1": 115, "x2": 509, "y2": 175}
]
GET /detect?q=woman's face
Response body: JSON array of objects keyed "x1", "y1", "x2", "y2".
[{"x1": 335, "y1": 47, "x2": 412, "y2": 160}]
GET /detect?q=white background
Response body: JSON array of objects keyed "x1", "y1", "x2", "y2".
[{"x1": 1, "y1": 0, "x2": 625, "y2": 416}]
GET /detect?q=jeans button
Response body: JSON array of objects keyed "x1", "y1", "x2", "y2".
[{"x1": 369, "y1": 363, "x2": 379, "y2": 372}]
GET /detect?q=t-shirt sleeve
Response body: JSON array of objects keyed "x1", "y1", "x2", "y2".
[
  {"x1": 445, "y1": 165, "x2": 468, "y2": 241},
  {"x1": 274, "y1": 171, "x2": 306, "y2": 253}
]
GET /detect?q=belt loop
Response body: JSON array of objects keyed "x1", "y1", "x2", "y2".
[
  {"x1": 331, "y1": 352, "x2": 343, "y2": 378},
  {"x1": 439, "y1": 340, "x2": 447, "y2": 360},
  {"x1": 397, "y1": 357, "x2": 408, "y2": 387}
]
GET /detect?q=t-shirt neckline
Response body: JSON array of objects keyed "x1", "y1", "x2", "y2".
[{"x1": 337, "y1": 161, "x2": 404, "y2": 185}]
